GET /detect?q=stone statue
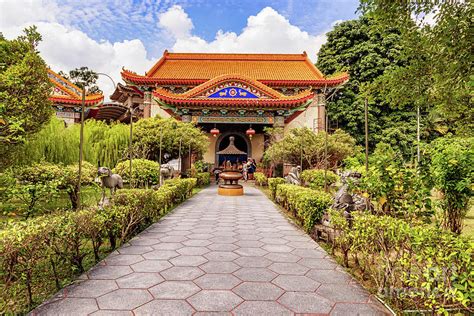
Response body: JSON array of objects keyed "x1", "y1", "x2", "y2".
[
  {"x1": 285, "y1": 165, "x2": 302, "y2": 186},
  {"x1": 160, "y1": 163, "x2": 175, "y2": 184},
  {"x1": 97, "y1": 167, "x2": 123, "y2": 206}
]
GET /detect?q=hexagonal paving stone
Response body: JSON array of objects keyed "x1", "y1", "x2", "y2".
[
  {"x1": 160, "y1": 235, "x2": 188, "y2": 243},
  {"x1": 66, "y1": 280, "x2": 117, "y2": 298},
  {"x1": 91, "y1": 310, "x2": 132, "y2": 315},
  {"x1": 134, "y1": 299, "x2": 195, "y2": 315},
  {"x1": 116, "y1": 272, "x2": 164, "y2": 289},
  {"x1": 183, "y1": 239, "x2": 213, "y2": 247},
  {"x1": 210, "y1": 236, "x2": 238, "y2": 244},
  {"x1": 213, "y1": 230, "x2": 238, "y2": 237},
  {"x1": 234, "y1": 240, "x2": 264, "y2": 248},
  {"x1": 272, "y1": 275, "x2": 320, "y2": 292},
  {"x1": 35, "y1": 298, "x2": 98, "y2": 315},
  {"x1": 177, "y1": 247, "x2": 210, "y2": 256},
  {"x1": 268, "y1": 262, "x2": 309, "y2": 275},
  {"x1": 200, "y1": 261, "x2": 240, "y2": 274},
  {"x1": 188, "y1": 290, "x2": 243, "y2": 312},
  {"x1": 306, "y1": 269, "x2": 352, "y2": 284},
  {"x1": 97, "y1": 289, "x2": 153, "y2": 310},
  {"x1": 170, "y1": 255, "x2": 208, "y2": 267},
  {"x1": 298, "y1": 258, "x2": 338, "y2": 269},
  {"x1": 278, "y1": 292, "x2": 334, "y2": 314},
  {"x1": 233, "y1": 301, "x2": 292, "y2": 316},
  {"x1": 316, "y1": 284, "x2": 370, "y2": 303},
  {"x1": 143, "y1": 249, "x2": 180, "y2": 260},
  {"x1": 131, "y1": 260, "x2": 172, "y2": 273},
  {"x1": 291, "y1": 248, "x2": 326, "y2": 258},
  {"x1": 330, "y1": 303, "x2": 388, "y2": 315},
  {"x1": 204, "y1": 251, "x2": 239, "y2": 261},
  {"x1": 105, "y1": 254, "x2": 144, "y2": 266},
  {"x1": 161, "y1": 266, "x2": 204, "y2": 280},
  {"x1": 152, "y1": 242, "x2": 184, "y2": 250},
  {"x1": 286, "y1": 241, "x2": 317, "y2": 249},
  {"x1": 207, "y1": 243, "x2": 239, "y2": 251},
  {"x1": 187, "y1": 233, "x2": 215, "y2": 239},
  {"x1": 234, "y1": 256, "x2": 272, "y2": 268},
  {"x1": 234, "y1": 247, "x2": 268, "y2": 257},
  {"x1": 149, "y1": 281, "x2": 200, "y2": 299},
  {"x1": 232, "y1": 282, "x2": 283, "y2": 300},
  {"x1": 264, "y1": 252, "x2": 300, "y2": 263},
  {"x1": 233, "y1": 267, "x2": 277, "y2": 282},
  {"x1": 259, "y1": 238, "x2": 288, "y2": 245},
  {"x1": 118, "y1": 245, "x2": 154, "y2": 255},
  {"x1": 194, "y1": 274, "x2": 241, "y2": 290},
  {"x1": 88, "y1": 265, "x2": 133, "y2": 280},
  {"x1": 262, "y1": 244, "x2": 294, "y2": 253}
]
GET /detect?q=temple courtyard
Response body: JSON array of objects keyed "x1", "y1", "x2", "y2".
[{"x1": 33, "y1": 185, "x2": 389, "y2": 315}]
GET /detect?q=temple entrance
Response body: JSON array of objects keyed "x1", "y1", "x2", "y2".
[{"x1": 215, "y1": 133, "x2": 250, "y2": 167}]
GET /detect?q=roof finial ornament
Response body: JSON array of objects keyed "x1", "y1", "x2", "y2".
[
  {"x1": 163, "y1": 49, "x2": 169, "y2": 56},
  {"x1": 303, "y1": 51, "x2": 307, "y2": 56}
]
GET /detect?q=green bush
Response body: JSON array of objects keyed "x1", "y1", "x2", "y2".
[
  {"x1": 254, "y1": 172, "x2": 268, "y2": 186},
  {"x1": 114, "y1": 159, "x2": 160, "y2": 188},
  {"x1": 329, "y1": 211, "x2": 473, "y2": 313},
  {"x1": 268, "y1": 177, "x2": 286, "y2": 199},
  {"x1": 196, "y1": 172, "x2": 210, "y2": 187},
  {"x1": 0, "y1": 178, "x2": 196, "y2": 314},
  {"x1": 275, "y1": 184, "x2": 332, "y2": 231},
  {"x1": 300, "y1": 169, "x2": 339, "y2": 189}
]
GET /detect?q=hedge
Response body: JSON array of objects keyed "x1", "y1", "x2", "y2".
[
  {"x1": 254, "y1": 172, "x2": 268, "y2": 186},
  {"x1": 114, "y1": 158, "x2": 160, "y2": 188},
  {"x1": 195, "y1": 172, "x2": 210, "y2": 187},
  {"x1": 329, "y1": 211, "x2": 474, "y2": 314},
  {"x1": 0, "y1": 178, "x2": 196, "y2": 314},
  {"x1": 275, "y1": 184, "x2": 332, "y2": 232},
  {"x1": 268, "y1": 177, "x2": 286, "y2": 199},
  {"x1": 300, "y1": 169, "x2": 339, "y2": 189}
]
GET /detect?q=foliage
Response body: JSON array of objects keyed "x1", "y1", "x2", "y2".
[
  {"x1": 59, "y1": 66, "x2": 101, "y2": 94},
  {"x1": 359, "y1": 0, "x2": 473, "y2": 137},
  {"x1": 0, "y1": 27, "x2": 53, "y2": 168},
  {"x1": 16, "y1": 117, "x2": 129, "y2": 167},
  {"x1": 58, "y1": 161, "x2": 97, "y2": 210},
  {"x1": 357, "y1": 143, "x2": 432, "y2": 221},
  {"x1": 114, "y1": 159, "x2": 160, "y2": 188},
  {"x1": 275, "y1": 184, "x2": 332, "y2": 232},
  {"x1": 194, "y1": 160, "x2": 213, "y2": 172},
  {"x1": 0, "y1": 178, "x2": 196, "y2": 314},
  {"x1": 268, "y1": 177, "x2": 286, "y2": 199},
  {"x1": 329, "y1": 210, "x2": 473, "y2": 313},
  {"x1": 254, "y1": 172, "x2": 268, "y2": 186},
  {"x1": 300, "y1": 169, "x2": 339, "y2": 189},
  {"x1": 195, "y1": 172, "x2": 210, "y2": 187},
  {"x1": 132, "y1": 117, "x2": 209, "y2": 162},
  {"x1": 427, "y1": 137, "x2": 473, "y2": 234},
  {"x1": 264, "y1": 128, "x2": 356, "y2": 170}
]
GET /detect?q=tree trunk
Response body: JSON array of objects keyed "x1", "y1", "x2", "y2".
[{"x1": 69, "y1": 186, "x2": 80, "y2": 210}]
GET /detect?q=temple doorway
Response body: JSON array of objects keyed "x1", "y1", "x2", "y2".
[{"x1": 215, "y1": 133, "x2": 250, "y2": 167}]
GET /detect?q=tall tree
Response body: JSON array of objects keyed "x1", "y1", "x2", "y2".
[
  {"x1": 0, "y1": 26, "x2": 52, "y2": 169},
  {"x1": 316, "y1": 17, "x2": 420, "y2": 157},
  {"x1": 59, "y1": 66, "x2": 102, "y2": 94}
]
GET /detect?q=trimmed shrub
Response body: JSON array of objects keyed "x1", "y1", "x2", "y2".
[
  {"x1": 268, "y1": 177, "x2": 286, "y2": 199},
  {"x1": 300, "y1": 169, "x2": 339, "y2": 189},
  {"x1": 196, "y1": 172, "x2": 210, "y2": 187},
  {"x1": 114, "y1": 159, "x2": 160, "y2": 188},
  {"x1": 0, "y1": 178, "x2": 196, "y2": 314},
  {"x1": 275, "y1": 184, "x2": 332, "y2": 231},
  {"x1": 329, "y1": 211, "x2": 473, "y2": 313},
  {"x1": 254, "y1": 172, "x2": 268, "y2": 186}
]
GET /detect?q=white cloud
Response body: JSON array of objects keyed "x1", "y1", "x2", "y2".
[
  {"x1": 161, "y1": 7, "x2": 327, "y2": 60},
  {"x1": 158, "y1": 5, "x2": 194, "y2": 39}
]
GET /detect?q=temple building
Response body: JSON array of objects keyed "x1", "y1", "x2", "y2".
[
  {"x1": 48, "y1": 69, "x2": 104, "y2": 124},
  {"x1": 111, "y1": 51, "x2": 348, "y2": 168}
]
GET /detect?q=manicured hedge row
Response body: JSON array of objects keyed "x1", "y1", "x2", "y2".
[
  {"x1": 254, "y1": 172, "x2": 268, "y2": 186},
  {"x1": 268, "y1": 177, "x2": 286, "y2": 199},
  {"x1": 195, "y1": 172, "x2": 210, "y2": 187},
  {"x1": 0, "y1": 178, "x2": 196, "y2": 314},
  {"x1": 275, "y1": 184, "x2": 332, "y2": 232},
  {"x1": 329, "y1": 211, "x2": 474, "y2": 314},
  {"x1": 300, "y1": 169, "x2": 339, "y2": 189}
]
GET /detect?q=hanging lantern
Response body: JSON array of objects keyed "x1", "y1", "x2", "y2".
[
  {"x1": 246, "y1": 126, "x2": 256, "y2": 139},
  {"x1": 210, "y1": 126, "x2": 220, "y2": 137}
]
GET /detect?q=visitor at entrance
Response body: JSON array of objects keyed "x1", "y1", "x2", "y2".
[
  {"x1": 212, "y1": 167, "x2": 222, "y2": 184},
  {"x1": 247, "y1": 158, "x2": 256, "y2": 180},
  {"x1": 242, "y1": 161, "x2": 248, "y2": 182}
]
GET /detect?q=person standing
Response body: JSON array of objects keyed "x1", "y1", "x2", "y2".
[{"x1": 242, "y1": 160, "x2": 248, "y2": 182}]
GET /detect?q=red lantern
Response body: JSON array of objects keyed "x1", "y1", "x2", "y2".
[
  {"x1": 246, "y1": 126, "x2": 256, "y2": 139},
  {"x1": 210, "y1": 127, "x2": 220, "y2": 137}
]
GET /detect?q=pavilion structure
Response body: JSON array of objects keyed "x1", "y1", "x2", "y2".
[
  {"x1": 48, "y1": 69, "x2": 104, "y2": 124},
  {"x1": 111, "y1": 51, "x2": 348, "y2": 168}
]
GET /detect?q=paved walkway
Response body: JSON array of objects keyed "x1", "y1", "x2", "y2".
[{"x1": 34, "y1": 185, "x2": 389, "y2": 315}]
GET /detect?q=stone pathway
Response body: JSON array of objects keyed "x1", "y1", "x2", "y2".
[{"x1": 33, "y1": 185, "x2": 390, "y2": 315}]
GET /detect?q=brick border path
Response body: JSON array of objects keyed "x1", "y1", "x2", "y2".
[{"x1": 33, "y1": 185, "x2": 390, "y2": 315}]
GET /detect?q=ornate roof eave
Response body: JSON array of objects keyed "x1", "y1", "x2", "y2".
[
  {"x1": 110, "y1": 83, "x2": 144, "y2": 102},
  {"x1": 122, "y1": 69, "x2": 349, "y2": 88},
  {"x1": 49, "y1": 95, "x2": 104, "y2": 106}
]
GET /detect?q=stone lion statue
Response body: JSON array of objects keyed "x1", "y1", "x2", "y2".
[
  {"x1": 285, "y1": 165, "x2": 302, "y2": 186},
  {"x1": 97, "y1": 167, "x2": 123, "y2": 204},
  {"x1": 160, "y1": 163, "x2": 175, "y2": 184}
]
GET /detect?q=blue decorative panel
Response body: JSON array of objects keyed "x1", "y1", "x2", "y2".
[{"x1": 208, "y1": 87, "x2": 258, "y2": 99}]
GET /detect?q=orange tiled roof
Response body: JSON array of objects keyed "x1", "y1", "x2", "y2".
[
  {"x1": 152, "y1": 74, "x2": 314, "y2": 108},
  {"x1": 122, "y1": 51, "x2": 349, "y2": 87},
  {"x1": 48, "y1": 69, "x2": 104, "y2": 106}
]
